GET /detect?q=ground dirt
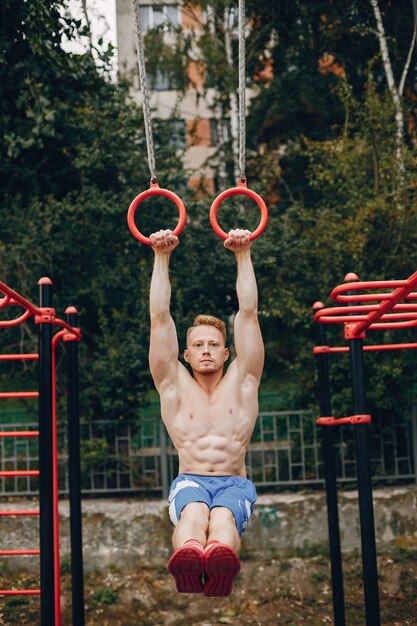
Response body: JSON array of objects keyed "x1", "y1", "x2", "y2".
[{"x1": 1, "y1": 545, "x2": 416, "y2": 625}]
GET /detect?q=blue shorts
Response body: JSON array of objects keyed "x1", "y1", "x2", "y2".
[{"x1": 167, "y1": 474, "x2": 257, "y2": 536}]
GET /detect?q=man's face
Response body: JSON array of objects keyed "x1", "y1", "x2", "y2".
[{"x1": 184, "y1": 325, "x2": 229, "y2": 375}]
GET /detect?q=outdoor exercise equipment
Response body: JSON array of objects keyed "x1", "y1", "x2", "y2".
[
  {"x1": 128, "y1": 182, "x2": 187, "y2": 245},
  {"x1": 0, "y1": 279, "x2": 84, "y2": 626},
  {"x1": 127, "y1": 0, "x2": 187, "y2": 245},
  {"x1": 209, "y1": 180, "x2": 268, "y2": 241},
  {"x1": 313, "y1": 270, "x2": 417, "y2": 626},
  {"x1": 209, "y1": 0, "x2": 268, "y2": 241}
]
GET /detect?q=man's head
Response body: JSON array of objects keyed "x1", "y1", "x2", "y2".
[
  {"x1": 186, "y1": 315, "x2": 226, "y2": 345},
  {"x1": 184, "y1": 315, "x2": 229, "y2": 375}
]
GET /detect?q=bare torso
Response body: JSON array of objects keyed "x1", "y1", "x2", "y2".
[
  {"x1": 160, "y1": 362, "x2": 258, "y2": 477},
  {"x1": 148, "y1": 233, "x2": 264, "y2": 478}
]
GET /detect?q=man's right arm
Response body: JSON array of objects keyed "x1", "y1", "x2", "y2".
[{"x1": 149, "y1": 230, "x2": 179, "y2": 392}]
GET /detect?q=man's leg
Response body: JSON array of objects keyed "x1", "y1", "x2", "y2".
[
  {"x1": 172, "y1": 502, "x2": 210, "y2": 549},
  {"x1": 168, "y1": 502, "x2": 209, "y2": 593},
  {"x1": 204, "y1": 506, "x2": 241, "y2": 597},
  {"x1": 206, "y1": 506, "x2": 240, "y2": 552}
]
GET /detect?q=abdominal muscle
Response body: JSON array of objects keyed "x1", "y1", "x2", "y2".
[
  {"x1": 161, "y1": 382, "x2": 256, "y2": 477},
  {"x1": 158, "y1": 362, "x2": 258, "y2": 477},
  {"x1": 175, "y1": 433, "x2": 248, "y2": 477}
]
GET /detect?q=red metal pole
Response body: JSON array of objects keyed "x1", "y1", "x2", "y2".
[
  {"x1": 0, "y1": 309, "x2": 32, "y2": 327},
  {"x1": 0, "y1": 280, "x2": 39, "y2": 315},
  {"x1": 0, "y1": 590, "x2": 41, "y2": 596},
  {"x1": 0, "y1": 510, "x2": 39, "y2": 516},
  {"x1": 331, "y1": 276, "x2": 417, "y2": 301},
  {"x1": 313, "y1": 342, "x2": 417, "y2": 354},
  {"x1": 0, "y1": 354, "x2": 39, "y2": 361},
  {"x1": 52, "y1": 331, "x2": 65, "y2": 626},
  {"x1": 0, "y1": 431, "x2": 39, "y2": 437},
  {"x1": 349, "y1": 272, "x2": 417, "y2": 336},
  {"x1": 0, "y1": 392, "x2": 39, "y2": 399},
  {"x1": 0, "y1": 550, "x2": 40, "y2": 556},
  {"x1": 0, "y1": 470, "x2": 39, "y2": 477}
]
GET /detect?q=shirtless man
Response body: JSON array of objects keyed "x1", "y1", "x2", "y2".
[{"x1": 149, "y1": 227, "x2": 264, "y2": 597}]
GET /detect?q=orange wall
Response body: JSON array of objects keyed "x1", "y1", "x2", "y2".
[
  {"x1": 187, "y1": 60, "x2": 206, "y2": 89},
  {"x1": 186, "y1": 118, "x2": 212, "y2": 147},
  {"x1": 181, "y1": 3, "x2": 204, "y2": 30}
]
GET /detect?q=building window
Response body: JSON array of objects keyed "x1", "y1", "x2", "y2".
[
  {"x1": 139, "y1": 5, "x2": 180, "y2": 31},
  {"x1": 210, "y1": 118, "x2": 232, "y2": 146},
  {"x1": 157, "y1": 119, "x2": 186, "y2": 149},
  {"x1": 147, "y1": 69, "x2": 173, "y2": 90}
]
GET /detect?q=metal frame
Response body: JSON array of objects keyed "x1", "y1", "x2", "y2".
[
  {"x1": 313, "y1": 269, "x2": 417, "y2": 626},
  {"x1": 2, "y1": 409, "x2": 414, "y2": 498},
  {"x1": 0, "y1": 279, "x2": 83, "y2": 626}
]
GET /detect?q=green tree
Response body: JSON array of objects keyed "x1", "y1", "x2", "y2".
[
  {"x1": 1, "y1": 0, "x2": 416, "y2": 428},
  {"x1": 0, "y1": 0, "x2": 186, "y2": 421},
  {"x1": 273, "y1": 75, "x2": 417, "y2": 415},
  {"x1": 176, "y1": 0, "x2": 417, "y2": 413}
]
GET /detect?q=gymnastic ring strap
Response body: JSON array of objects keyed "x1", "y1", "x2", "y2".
[
  {"x1": 209, "y1": 179, "x2": 268, "y2": 241},
  {"x1": 127, "y1": 181, "x2": 187, "y2": 245}
]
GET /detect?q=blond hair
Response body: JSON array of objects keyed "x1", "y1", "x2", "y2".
[{"x1": 186, "y1": 315, "x2": 227, "y2": 345}]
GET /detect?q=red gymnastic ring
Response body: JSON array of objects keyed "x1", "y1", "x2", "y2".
[
  {"x1": 127, "y1": 182, "x2": 187, "y2": 245},
  {"x1": 209, "y1": 180, "x2": 268, "y2": 241}
]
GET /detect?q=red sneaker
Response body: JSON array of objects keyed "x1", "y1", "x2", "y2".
[
  {"x1": 203, "y1": 541, "x2": 241, "y2": 597},
  {"x1": 168, "y1": 541, "x2": 204, "y2": 593}
]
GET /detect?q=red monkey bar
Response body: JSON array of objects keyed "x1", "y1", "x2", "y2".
[
  {"x1": 316, "y1": 415, "x2": 372, "y2": 426},
  {"x1": 310, "y1": 271, "x2": 417, "y2": 626},
  {"x1": 314, "y1": 271, "x2": 417, "y2": 340},
  {"x1": 0, "y1": 280, "x2": 80, "y2": 337},
  {"x1": 313, "y1": 271, "x2": 417, "y2": 427}
]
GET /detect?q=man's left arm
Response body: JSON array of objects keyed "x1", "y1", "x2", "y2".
[{"x1": 225, "y1": 229, "x2": 264, "y2": 386}]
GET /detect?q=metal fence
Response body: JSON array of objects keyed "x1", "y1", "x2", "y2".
[{"x1": 1, "y1": 408, "x2": 416, "y2": 497}]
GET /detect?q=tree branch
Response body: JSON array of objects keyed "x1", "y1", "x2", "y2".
[{"x1": 399, "y1": 26, "x2": 416, "y2": 97}]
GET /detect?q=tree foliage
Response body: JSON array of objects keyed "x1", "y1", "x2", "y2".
[
  {"x1": 1, "y1": 0, "x2": 416, "y2": 426},
  {"x1": 171, "y1": 0, "x2": 417, "y2": 416},
  {"x1": 0, "y1": 0, "x2": 186, "y2": 421}
]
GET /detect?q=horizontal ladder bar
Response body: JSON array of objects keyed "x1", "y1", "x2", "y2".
[
  {"x1": 0, "y1": 549, "x2": 40, "y2": 556},
  {"x1": 0, "y1": 354, "x2": 38, "y2": 361},
  {"x1": 0, "y1": 510, "x2": 39, "y2": 516},
  {"x1": 0, "y1": 589, "x2": 41, "y2": 596},
  {"x1": 0, "y1": 470, "x2": 39, "y2": 477},
  {"x1": 0, "y1": 431, "x2": 39, "y2": 438},
  {"x1": 313, "y1": 342, "x2": 417, "y2": 354},
  {"x1": 0, "y1": 392, "x2": 38, "y2": 399}
]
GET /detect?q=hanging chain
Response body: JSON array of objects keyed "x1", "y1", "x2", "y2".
[
  {"x1": 238, "y1": 0, "x2": 246, "y2": 183},
  {"x1": 132, "y1": 0, "x2": 157, "y2": 182}
]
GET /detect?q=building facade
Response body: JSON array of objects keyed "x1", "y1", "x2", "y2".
[
  {"x1": 115, "y1": 0, "x2": 258, "y2": 193},
  {"x1": 116, "y1": 1, "x2": 226, "y2": 192}
]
